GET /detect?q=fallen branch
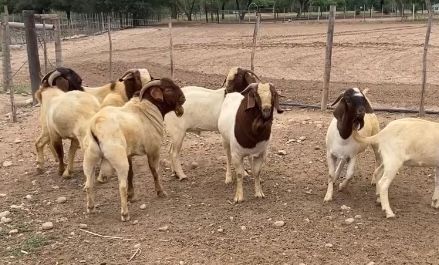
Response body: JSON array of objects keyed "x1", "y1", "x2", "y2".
[
  {"x1": 79, "y1": 228, "x2": 134, "y2": 241},
  {"x1": 128, "y1": 248, "x2": 141, "y2": 262}
]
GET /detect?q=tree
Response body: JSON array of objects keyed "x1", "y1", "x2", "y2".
[
  {"x1": 235, "y1": 0, "x2": 254, "y2": 20},
  {"x1": 177, "y1": 0, "x2": 198, "y2": 21}
]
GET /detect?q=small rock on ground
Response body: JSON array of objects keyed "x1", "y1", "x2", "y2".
[
  {"x1": 1, "y1": 217, "x2": 12, "y2": 223},
  {"x1": 273, "y1": 221, "x2": 285, "y2": 227},
  {"x1": 56, "y1": 197, "x2": 67, "y2": 204},
  {"x1": 355, "y1": 215, "x2": 362, "y2": 219},
  {"x1": 341, "y1": 205, "x2": 351, "y2": 211},
  {"x1": 42, "y1": 222, "x2": 54, "y2": 230},
  {"x1": 158, "y1": 225, "x2": 169, "y2": 231},
  {"x1": 25, "y1": 195, "x2": 32, "y2": 200},
  {"x1": 277, "y1": 150, "x2": 287, "y2": 156},
  {"x1": 140, "y1": 204, "x2": 147, "y2": 210},
  {"x1": 79, "y1": 223, "x2": 88, "y2": 229},
  {"x1": 325, "y1": 243, "x2": 333, "y2": 248},
  {"x1": 190, "y1": 162, "x2": 199, "y2": 169},
  {"x1": 217, "y1": 228, "x2": 224, "y2": 233},
  {"x1": 9, "y1": 229, "x2": 18, "y2": 235},
  {"x1": 345, "y1": 218, "x2": 355, "y2": 225},
  {"x1": 0, "y1": 211, "x2": 10, "y2": 218},
  {"x1": 2, "y1": 161, "x2": 12, "y2": 167},
  {"x1": 240, "y1": 226, "x2": 247, "y2": 231},
  {"x1": 367, "y1": 262, "x2": 375, "y2": 265}
]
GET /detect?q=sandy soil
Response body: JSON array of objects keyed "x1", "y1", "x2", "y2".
[{"x1": 1, "y1": 22, "x2": 439, "y2": 264}]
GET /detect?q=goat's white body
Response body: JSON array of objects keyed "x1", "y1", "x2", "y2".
[
  {"x1": 353, "y1": 118, "x2": 439, "y2": 218},
  {"x1": 324, "y1": 113, "x2": 380, "y2": 202},
  {"x1": 218, "y1": 92, "x2": 269, "y2": 202},
  {"x1": 164, "y1": 86, "x2": 226, "y2": 179}
]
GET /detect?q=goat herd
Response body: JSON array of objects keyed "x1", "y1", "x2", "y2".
[{"x1": 34, "y1": 66, "x2": 439, "y2": 222}]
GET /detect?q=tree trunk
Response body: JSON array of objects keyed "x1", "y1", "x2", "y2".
[
  {"x1": 221, "y1": 1, "x2": 226, "y2": 19},
  {"x1": 171, "y1": 3, "x2": 178, "y2": 19}
]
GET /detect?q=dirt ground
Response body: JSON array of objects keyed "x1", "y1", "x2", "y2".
[{"x1": 2, "y1": 21, "x2": 439, "y2": 264}]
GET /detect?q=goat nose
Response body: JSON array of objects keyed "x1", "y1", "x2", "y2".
[{"x1": 262, "y1": 107, "x2": 271, "y2": 118}]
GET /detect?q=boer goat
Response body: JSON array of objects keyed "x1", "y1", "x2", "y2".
[
  {"x1": 352, "y1": 118, "x2": 439, "y2": 218},
  {"x1": 218, "y1": 83, "x2": 283, "y2": 202},
  {"x1": 324, "y1": 88, "x2": 380, "y2": 202},
  {"x1": 164, "y1": 67, "x2": 260, "y2": 180},
  {"x1": 83, "y1": 78, "x2": 186, "y2": 221}
]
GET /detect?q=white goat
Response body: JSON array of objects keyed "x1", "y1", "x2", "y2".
[
  {"x1": 218, "y1": 83, "x2": 283, "y2": 202},
  {"x1": 83, "y1": 78, "x2": 186, "y2": 221},
  {"x1": 164, "y1": 67, "x2": 260, "y2": 180},
  {"x1": 352, "y1": 118, "x2": 439, "y2": 218},
  {"x1": 324, "y1": 88, "x2": 380, "y2": 202}
]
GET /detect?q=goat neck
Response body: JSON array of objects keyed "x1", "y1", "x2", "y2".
[{"x1": 234, "y1": 93, "x2": 272, "y2": 149}]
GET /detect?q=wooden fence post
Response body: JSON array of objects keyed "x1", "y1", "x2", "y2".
[
  {"x1": 54, "y1": 17, "x2": 63, "y2": 67},
  {"x1": 169, "y1": 17, "x2": 174, "y2": 79},
  {"x1": 2, "y1": 6, "x2": 16, "y2": 122},
  {"x1": 23, "y1": 10, "x2": 41, "y2": 105},
  {"x1": 42, "y1": 19, "x2": 48, "y2": 73},
  {"x1": 321, "y1": 5, "x2": 336, "y2": 111},
  {"x1": 419, "y1": 0, "x2": 433, "y2": 117},
  {"x1": 108, "y1": 16, "x2": 113, "y2": 80},
  {"x1": 251, "y1": 13, "x2": 261, "y2": 72}
]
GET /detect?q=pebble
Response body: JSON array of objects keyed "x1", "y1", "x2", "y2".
[
  {"x1": 190, "y1": 162, "x2": 199, "y2": 169},
  {"x1": 140, "y1": 204, "x2": 147, "y2": 210},
  {"x1": 340, "y1": 205, "x2": 351, "y2": 211},
  {"x1": 299, "y1": 136, "x2": 306, "y2": 141},
  {"x1": 1, "y1": 217, "x2": 12, "y2": 223},
  {"x1": 0, "y1": 193, "x2": 6, "y2": 197},
  {"x1": 42, "y1": 222, "x2": 54, "y2": 230},
  {"x1": 158, "y1": 225, "x2": 169, "y2": 231},
  {"x1": 51, "y1": 185, "x2": 59, "y2": 190},
  {"x1": 0, "y1": 211, "x2": 10, "y2": 218},
  {"x1": 179, "y1": 261, "x2": 185, "y2": 265},
  {"x1": 299, "y1": 263, "x2": 306, "y2": 265},
  {"x1": 277, "y1": 150, "x2": 287, "y2": 155},
  {"x1": 2, "y1": 161, "x2": 12, "y2": 167},
  {"x1": 273, "y1": 221, "x2": 285, "y2": 227},
  {"x1": 132, "y1": 220, "x2": 139, "y2": 225},
  {"x1": 345, "y1": 218, "x2": 355, "y2": 225},
  {"x1": 314, "y1": 146, "x2": 321, "y2": 150},
  {"x1": 32, "y1": 180, "x2": 37, "y2": 185},
  {"x1": 10, "y1": 204, "x2": 24, "y2": 210},
  {"x1": 134, "y1": 243, "x2": 141, "y2": 248},
  {"x1": 325, "y1": 243, "x2": 333, "y2": 248},
  {"x1": 355, "y1": 215, "x2": 362, "y2": 219},
  {"x1": 9, "y1": 229, "x2": 18, "y2": 235},
  {"x1": 367, "y1": 262, "x2": 375, "y2": 265},
  {"x1": 56, "y1": 197, "x2": 67, "y2": 204},
  {"x1": 79, "y1": 223, "x2": 88, "y2": 229},
  {"x1": 25, "y1": 195, "x2": 33, "y2": 200},
  {"x1": 70, "y1": 232, "x2": 75, "y2": 236},
  {"x1": 217, "y1": 228, "x2": 224, "y2": 233},
  {"x1": 240, "y1": 226, "x2": 247, "y2": 231},
  {"x1": 14, "y1": 139, "x2": 21, "y2": 144}
]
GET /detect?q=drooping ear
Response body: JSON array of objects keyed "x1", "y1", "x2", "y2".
[
  {"x1": 333, "y1": 98, "x2": 346, "y2": 121},
  {"x1": 55, "y1": 78, "x2": 70, "y2": 92},
  {"x1": 247, "y1": 90, "x2": 256, "y2": 110},
  {"x1": 330, "y1": 92, "x2": 344, "y2": 107},
  {"x1": 119, "y1": 69, "x2": 137, "y2": 82},
  {"x1": 270, "y1": 84, "x2": 284, "y2": 114},
  {"x1": 150, "y1": 86, "x2": 164, "y2": 102}
]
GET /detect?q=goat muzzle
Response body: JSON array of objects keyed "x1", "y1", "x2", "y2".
[
  {"x1": 262, "y1": 107, "x2": 272, "y2": 120},
  {"x1": 175, "y1": 105, "x2": 184, "y2": 117}
]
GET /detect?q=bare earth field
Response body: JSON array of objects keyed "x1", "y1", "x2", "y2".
[{"x1": 1, "y1": 22, "x2": 439, "y2": 264}]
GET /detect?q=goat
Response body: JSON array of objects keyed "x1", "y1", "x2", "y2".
[
  {"x1": 323, "y1": 88, "x2": 380, "y2": 202},
  {"x1": 352, "y1": 118, "x2": 439, "y2": 218},
  {"x1": 164, "y1": 67, "x2": 260, "y2": 180},
  {"x1": 35, "y1": 68, "x2": 151, "y2": 176},
  {"x1": 218, "y1": 83, "x2": 283, "y2": 202},
  {"x1": 83, "y1": 78, "x2": 186, "y2": 221},
  {"x1": 35, "y1": 68, "x2": 86, "y2": 175}
]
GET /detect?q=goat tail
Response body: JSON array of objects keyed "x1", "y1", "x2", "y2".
[
  {"x1": 351, "y1": 129, "x2": 379, "y2": 145},
  {"x1": 88, "y1": 122, "x2": 101, "y2": 150}
]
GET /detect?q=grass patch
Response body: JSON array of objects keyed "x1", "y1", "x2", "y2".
[
  {"x1": 9, "y1": 234, "x2": 50, "y2": 257},
  {"x1": 0, "y1": 84, "x2": 31, "y2": 95}
]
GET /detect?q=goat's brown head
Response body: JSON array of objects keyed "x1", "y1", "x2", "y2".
[
  {"x1": 223, "y1": 67, "x2": 261, "y2": 94},
  {"x1": 119, "y1": 68, "x2": 152, "y2": 99},
  {"x1": 243, "y1": 82, "x2": 284, "y2": 121},
  {"x1": 139, "y1": 78, "x2": 186, "y2": 118},
  {"x1": 41, "y1": 67, "x2": 83, "y2": 92},
  {"x1": 332, "y1": 87, "x2": 374, "y2": 139}
]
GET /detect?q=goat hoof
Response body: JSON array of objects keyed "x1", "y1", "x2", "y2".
[
  {"x1": 234, "y1": 194, "x2": 244, "y2": 203},
  {"x1": 178, "y1": 176, "x2": 188, "y2": 181},
  {"x1": 36, "y1": 166, "x2": 44, "y2": 174},
  {"x1": 86, "y1": 206, "x2": 95, "y2": 214},
  {"x1": 375, "y1": 197, "x2": 381, "y2": 205},
  {"x1": 128, "y1": 194, "x2": 136, "y2": 203},
  {"x1": 255, "y1": 191, "x2": 265, "y2": 198},
  {"x1": 121, "y1": 214, "x2": 130, "y2": 222},
  {"x1": 157, "y1": 190, "x2": 167, "y2": 198},
  {"x1": 97, "y1": 175, "x2": 108, "y2": 183},
  {"x1": 244, "y1": 170, "x2": 251, "y2": 177},
  {"x1": 431, "y1": 199, "x2": 439, "y2": 209},
  {"x1": 386, "y1": 212, "x2": 396, "y2": 219}
]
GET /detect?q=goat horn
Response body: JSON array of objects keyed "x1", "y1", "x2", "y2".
[
  {"x1": 48, "y1": 70, "x2": 62, "y2": 86},
  {"x1": 139, "y1": 80, "x2": 162, "y2": 100},
  {"x1": 240, "y1": 83, "x2": 259, "y2": 95},
  {"x1": 330, "y1": 92, "x2": 344, "y2": 107},
  {"x1": 41, "y1": 70, "x2": 55, "y2": 84},
  {"x1": 119, "y1": 69, "x2": 137, "y2": 81},
  {"x1": 244, "y1": 69, "x2": 261, "y2": 81}
]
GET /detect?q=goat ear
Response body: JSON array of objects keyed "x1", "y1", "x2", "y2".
[
  {"x1": 361, "y1": 92, "x2": 374, "y2": 113},
  {"x1": 246, "y1": 90, "x2": 256, "y2": 110},
  {"x1": 271, "y1": 85, "x2": 284, "y2": 114},
  {"x1": 333, "y1": 98, "x2": 346, "y2": 121},
  {"x1": 150, "y1": 86, "x2": 164, "y2": 102},
  {"x1": 55, "y1": 78, "x2": 70, "y2": 92},
  {"x1": 331, "y1": 93, "x2": 344, "y2": 107}
]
